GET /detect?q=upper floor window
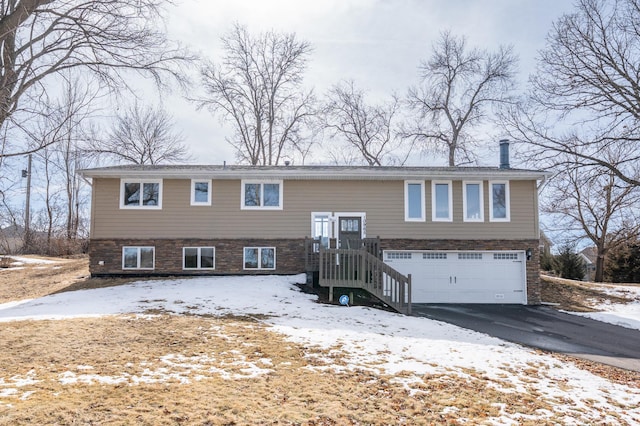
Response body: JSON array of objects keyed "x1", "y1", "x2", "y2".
[
  {"x1": 463, "y1": 181, "x2": 484, "y2": 222},
  {"x1": 120, "y1": 179, "x2": 162, "y2": 209},
  {"x1": 241, "y1": 180, "x2": 283, "y2": 210},
  {"x1": 405, "y1": 181, "x2": 425, "y2": 221},
  {"x1": 432, "y1": 181, "x2": 452, "y2": 222},
  {"x1": 191, "y1": 179, "x2": 212, "y2": 206},
  {"x1": 490, "y1": 181, "x2": 510, "y2": 222}
]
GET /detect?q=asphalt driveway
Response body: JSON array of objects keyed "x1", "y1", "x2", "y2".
[{"x1": 412, "y1": 304, "x2": 640, "y2": 371}]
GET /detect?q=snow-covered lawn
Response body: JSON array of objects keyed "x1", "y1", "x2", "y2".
[
  {"x1": 569, "y1": 284, "x2": 640, "y2": 330},
  {"x1": 0, "y1": 274, "x2": 638, "y2": 424},
  {"x1": 0, "y1": 255, "x2": 59, "y2": 268}
]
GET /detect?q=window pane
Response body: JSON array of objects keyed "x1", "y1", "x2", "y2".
[
  {"x1": 435, "y1": 183, "x2": 450, "y2": 219},
  {"x1": 261, "y1": 248, "x2": 275, "y2": 269},
  {"x1": 124, "y1": 183, "x2": 140, "y2": 206},
  {"x1": 263, "y1": 183, "x2": 280, "y2": 206},
  {"x1": 313, "y1": 216, "x2": 330, "y2": 248},
  {"x1": 123, "y1": 247, "x2": 138, "y2": 268},
  {"x1": 142, "y1": 183, "x2": 159, "y2": 206},
  {"x1": 492, "y1": 183, "x2": 507, "y2": 219},
  {"x1": 244, "y1": 248, "x2": 258, "y2": 269},
  {"x1": 466, "y1": 183, "x2": 481, "y2": 219},
  {"x1": 201, "y1": 248, "x2": 214, "y2": 268},
  {"x1": 194, "y1": 182, "x2": 209, "y2": 203},
  {"x1": 184, "y1": 248, "x2": 198, "y2": 269},
  {"x1": 341, "y1": 219, "x2": 359, "y2": 232},
  {"x1": 140, "y1": 247, "x2": 154, "y2": 268},
  {"x1": 407, "y1": 183, "x2": 423, "y2": 219},
  {"x1": 244, "y1": 184, "x2": 260, "y2": 206}
]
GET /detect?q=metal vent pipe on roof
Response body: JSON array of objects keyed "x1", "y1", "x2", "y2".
[{"x1": 499, "y1": 139, "x2": 510, "y2": 169}]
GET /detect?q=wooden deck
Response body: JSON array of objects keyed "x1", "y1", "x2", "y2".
[{"x1": 316, "y1": 246, "x2": 412, "y2": 315}]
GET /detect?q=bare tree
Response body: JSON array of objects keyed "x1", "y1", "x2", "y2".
[
  {"x1": 504, "y1": 0, "x2": 640, "y2": 186},
  {"x1": 28, "y1": 74, "x2": 98, "y2": 253},
  {"x1": 543, "y1": 153, "x2": 640, "y2": 282},
  {"x1": 323, "y1": 80, "x2": 407, "y2": 166},
  {"x1": 196, "y1": 24, "x2": 316, "y2": 165},
  {"x1": 0, "y1": 0, "x2": 192, "y2": 159},
  {"x1": 404, "y1": 31, "x2": 517, "y2": 166},
  {"x1": 91, "y1": 103, "x2": 191, "y2": 165}
]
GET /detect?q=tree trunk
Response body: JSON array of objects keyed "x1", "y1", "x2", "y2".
[{"x1": 595, "y1": 250, "x2": 606, "y2": 282}]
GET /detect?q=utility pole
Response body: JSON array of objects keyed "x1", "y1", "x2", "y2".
[{"x1": 22, "y1": 154, "x2": 32, "y2": 250}]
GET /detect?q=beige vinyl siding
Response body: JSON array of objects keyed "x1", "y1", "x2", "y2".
[{"x1": 90, "y1": 178, "x2": 539, "y2": 240}]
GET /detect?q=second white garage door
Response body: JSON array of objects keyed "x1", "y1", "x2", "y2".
[{"x1": 383, "y1": 250, "x2": 527, "y2": 304}]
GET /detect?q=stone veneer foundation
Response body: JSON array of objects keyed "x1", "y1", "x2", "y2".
[{"x1": 89, "y1": 237, "x2": 541, "y2": 305}]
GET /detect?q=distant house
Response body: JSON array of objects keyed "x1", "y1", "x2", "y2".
[
  {"x1": 579, "y1": 247, "x2": 597, "y2": 281},
  {"x1": 0, "y1": 225, "x2": 24, "y2": 254},
  {"x1": 540, "y1": 230, "x2": 553, "y2": 258},
  {"x1": 80, "y1": 159, "x2": 549, "y2": 308}
]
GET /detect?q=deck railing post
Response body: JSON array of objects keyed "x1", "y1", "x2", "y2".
[
  {"x1": 407, "y1": 274, "x2": 412, "y2": 315},
  {"x1": 315, "y1": 246, "x2": 410, "y2": 315}
]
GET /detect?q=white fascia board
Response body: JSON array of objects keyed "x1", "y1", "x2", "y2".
[{"x1": 79, "y1": 166, "x2": 551, "y2": 181}]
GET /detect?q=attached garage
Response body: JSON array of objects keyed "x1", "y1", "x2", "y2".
[{"x1": 383, "y1": 250, "x2": 527, "y2": 304}]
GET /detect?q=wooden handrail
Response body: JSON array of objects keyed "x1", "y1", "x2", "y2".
[
  {"x1": 304, "y1": 237, "x2": 381, "y2": 272},
  {"x1": 318, "y1": 246, "x2": 412, "y2": 315}
]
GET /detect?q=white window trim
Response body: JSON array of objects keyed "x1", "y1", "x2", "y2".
[
  {"x1": 182, "y1": 247, "x2": 215, "y2": 270},
  {"x1": 119, "y1": 179, "x2": 163, "y2": 209},
  {"x1": 431, "y1": 180, "x2": 453, "y2": 222},
  {"x1": 404, "y1": 180, "x2": 426, "y2": 222},
  {"x1": 241, "y1": 180, "x2": 284, "y2": 210},
  {"x1": 311, "y1": 212, "x2": 334, "y2": 238},
  {"x1": 463, "y1": 181, "x2": 484, "y2": 222},
  {"x1": 489, "y1": 180, "x2": 511, "y2": 222},
  {"x1": 334, "y1": 212, "x2": 367, "y2": 239},
  {"x1": 122, "y1": 246, "x2": 155, "y2": 270},
  {"x1": 311, "y1": 212, "x2": 333, "y2": 252},
  {"x1": 190, "y1": 179, "x2": 212, "y2": 206},
  {"x1": 243, "y1": 247, "x2": 276, "y2": 270}
]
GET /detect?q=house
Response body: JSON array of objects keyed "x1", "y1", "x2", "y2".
[
  {"x1": 540, "y1": 230, "x2": 553, "y2": 258},
  {"x1": 79, "y1": 160, "x2": 548, "y2": 308},
  {"x1": 579, "y1": 247, "x2": 597, "y2": 281}
]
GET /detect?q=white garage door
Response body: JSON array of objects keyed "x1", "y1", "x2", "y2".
[{"x1": 383, "y1": 250, "x2": 527, "y2": 304}]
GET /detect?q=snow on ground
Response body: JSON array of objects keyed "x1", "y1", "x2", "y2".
[
  {"x1": 0, "y1": 255, "x2": 59, "y2": 270},
  {"x1": 3, "y1": 256, "x2": 59, "y2": 265},
  {"x1": 0, "y1": 275, "x2": 639, "y2": 424},
  {"x1": 571, "y1": 284, "x2": 640, "y2": 330}
]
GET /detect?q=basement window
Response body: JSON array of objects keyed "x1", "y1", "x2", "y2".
[
  {"x1": 122, "y1": 246, "x2": 155, "y2": 270},
  {"x1": 183, "y1": 247, "x2": 215, "y2": 270},
  {"x1": 243, "y1": 247, "x2": 276, "y2": 270}
]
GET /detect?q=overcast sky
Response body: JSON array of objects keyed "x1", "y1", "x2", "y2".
[{"x1": 160, "y1": 0, "x2": 578, "y2": 167}]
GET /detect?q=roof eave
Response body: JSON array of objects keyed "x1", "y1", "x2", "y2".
[{"x1": 79, "y1": 167, "x2": 550, "y2": 181}]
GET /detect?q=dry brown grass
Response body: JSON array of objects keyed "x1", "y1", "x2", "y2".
[
  {"x1": 540, "y1": 274, "x2": 632, "y2": 312},
  {"x1": 0, "y1": 315, "x2": 565, "y2": 425},
  {"x1": 0, "y1": 256, "x2": 145, "y2": 304},
  {"x1": 0, "y1": 260, "x2": 637, "y2": 424},
  {"x1": 0, "y1": 256, "x2": 90, "y2": 303}
]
